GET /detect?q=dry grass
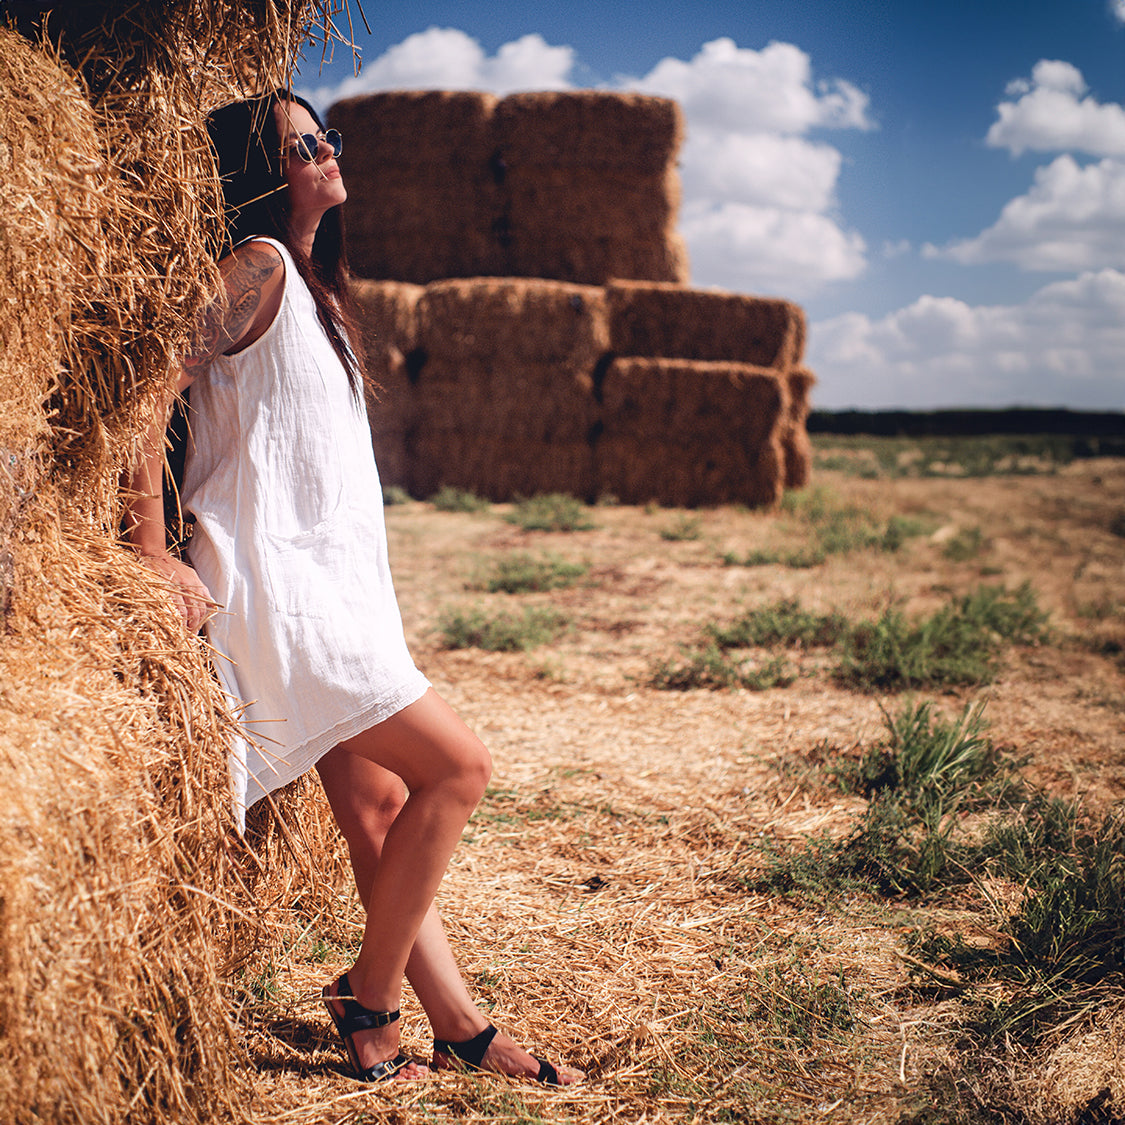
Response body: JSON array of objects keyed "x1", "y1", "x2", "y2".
[{"x1": 211, "y1": 451, "x2": 1125, "y2": 1124}]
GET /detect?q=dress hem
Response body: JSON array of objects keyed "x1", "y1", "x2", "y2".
[{"x1": 238, "y1": 672, "x2": 431, "y2": 818}]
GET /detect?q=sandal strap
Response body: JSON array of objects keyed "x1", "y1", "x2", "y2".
[
  {"x1": 357, "y1": 1052, "x2": 410, "y2": 1083},
  {"x1": 433, "y1": 1023, "x2": 498, "y2": 1069},
  {"x1": 533, "y1": 1055, "x2": 561, "y2": 1086},
  {"x1": 334, "y1": 973, "x2": 400, "y2": 1034}
]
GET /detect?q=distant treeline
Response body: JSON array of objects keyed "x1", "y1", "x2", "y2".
[{"x1": 810, "y1": 408, "x2": 1124, "y2": 447}]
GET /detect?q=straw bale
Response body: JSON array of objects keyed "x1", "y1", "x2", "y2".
[
  {"x1": 504, "y1": 171, "x2": 688, "y2": 285},
  {"x1": 494, "y1": 90, "x2": 683, "y2": 174},
  {"x1": 418, "y1": 277, "x2": 609, "y2": 365},
  {"x1": 351, "y1": 279, "x2": 424, "y2": 487},
  {"x1": 409, "y1": 279, "x2": 607, "y2": 498},
  {"x1": 597, "y1": 358, "x2": 787, "y2": 507},
  {"x1": 782, "y1": 366, "x2": 817, "y2": 489},
  {"x1": 0, "y1": 6, "x2": 374, "y2": 1123},
  {"x1": 0, "y1": 503, "x2": 252, "y2": 1124},
  {"x1": 330, "y1": 92, "x2": 503, "y2": 282},
  {"x1": 351, "y1": 277, "x2": 425, "y2": 353},
  {"x1": 497, "y1": 92, "x2": 687, "y2": 284},
  {"x1": 606, "y1": 280, "x2": 807, "y2": 369}
]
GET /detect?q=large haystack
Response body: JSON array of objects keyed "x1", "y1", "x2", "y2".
[
  {"x1": 335, "y1": 91, "x2": 814, "y2": 503},
  {"x1": 331, "y1": 90, "x2": 688, "y2": 285},
  {"x1": 345, "y1": 275, "x2": 813, "y2": 505},
  {"x1": 0, "y1": 7, "x2": 362, "y2": 1123}
]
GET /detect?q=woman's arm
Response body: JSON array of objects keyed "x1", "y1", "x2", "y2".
[
  {"x1": 124, "y1": 400, "x2": 215, "y2": 633},
  {"x1": 123, "y1": 241, "x2": 285, "y2": 631}
]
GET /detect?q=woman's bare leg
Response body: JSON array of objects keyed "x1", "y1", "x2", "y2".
[
  {"x1": 318, "y1": 689, "x2": 491, "y2": 1072},
  {"x1": 317, "y1": 743, "x2": 584, "y2": 1083}
]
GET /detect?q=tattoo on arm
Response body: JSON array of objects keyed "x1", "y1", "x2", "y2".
[{"x1": 183, "y1": 245, "x2": 281, "y2": 375}]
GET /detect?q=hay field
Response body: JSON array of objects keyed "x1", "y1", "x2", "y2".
[{"x1": 233, "y1": 439, "x2": 1125, "y2": 1124}]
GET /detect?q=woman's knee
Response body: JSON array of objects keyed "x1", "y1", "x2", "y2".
[{"x1": 437, "y1": 736, "x2": 491, "y2": 808}]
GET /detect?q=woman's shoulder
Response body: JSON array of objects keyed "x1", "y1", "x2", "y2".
[
  {"x1": 222, "y1": 237, "x2": 287, "y2": 275},
  {"x1": 214, "y1": 240, "x2": 288, "y2": 356}
]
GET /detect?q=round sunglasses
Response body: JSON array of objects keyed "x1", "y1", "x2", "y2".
[{"x1": 289, "y1": 128, "x2": 343, "y2": 162}]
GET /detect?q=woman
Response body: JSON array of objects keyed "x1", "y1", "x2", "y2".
[{"x1": 126, "y1": 90, "x2": 582, "y2": 1086}]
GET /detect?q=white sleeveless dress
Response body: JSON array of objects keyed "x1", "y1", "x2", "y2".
[{"x1": 182, "y1": 237, "x2": 429, "y2": 826}]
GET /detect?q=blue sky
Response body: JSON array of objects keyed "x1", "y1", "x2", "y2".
[{"x1": 299, "y1": 0, "x2": 1125, "y2": 411}]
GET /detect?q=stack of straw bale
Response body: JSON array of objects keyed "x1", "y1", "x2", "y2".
[
  {"x1": 411, "y1": 278, "x2": 607, "y2": 499},
  {"x1": 335, "y1": 91, "x2": 816, "y2": 504},
  {"x1": 345, "y1": 272, "x2": 815, "y2": 506},
  {"x1": 0, "y1": 6, "x2": 365, "y2": 1122},
  {"x1": 332, "y1": 89, "x2": 688, "y2": 285}
]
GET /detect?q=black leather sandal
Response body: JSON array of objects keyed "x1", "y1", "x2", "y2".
[
  {"x1": 433, "y1": 1023, "x2": 561, "y2": 1085},
  {"x1": 322, "y1": 972, "x2": 411, "y2": 1082}
]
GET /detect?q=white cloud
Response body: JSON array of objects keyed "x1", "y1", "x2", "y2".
[
  {"x1": 679, "y1": 131, "x2": 842, "y2": 211},
  {"x1": 305, "y1": 28, "x2": 574, "y2": 104},
  {"x1": 928, "y1": 155, "x2": 1125, "y2": 271},
  {"x1": 809, "y1": 270, "x2": 1125, "y2": 409},
  {"x1": 1111, "y1": 0, "x2": 1125, "y2": 25},
  {"x1": 628, "y1": 38, "x2": 873, "y2": 135},
  {"x1": 306, "y1": 31, "x2": 872, "y2": 297},
  {"x1": 986, "y1": 59, "x2": 1125, "y2": 157},
  {"x1": 625, "y1": 38, "x2": 871, "y2": 292},
  {"x1": 881, "y1": 239, "x2": 911, "y2": 259},
  {"x1": 683, "y1": 201, "x2": 866, "y2": 298}
]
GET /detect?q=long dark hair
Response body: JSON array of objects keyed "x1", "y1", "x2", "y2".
[{"x1": 206, "y1": 91, "x2": 365, "y2": 393}]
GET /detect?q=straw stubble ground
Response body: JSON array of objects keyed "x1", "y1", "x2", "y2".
[{"x1": 239, "y1": 454, "x2": 1125, "y2": 1123}]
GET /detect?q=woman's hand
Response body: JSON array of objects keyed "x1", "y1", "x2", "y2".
[{"x1": 139, "y1": 551, "x2": 216, "y2": 633}]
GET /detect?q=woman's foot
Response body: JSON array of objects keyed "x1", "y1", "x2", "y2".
[
  {"x1": 432, "y1": 1023, "x2": 584, "y2": 1086},
  {"x1": 323, "y1": 974, "x2": 428, "y2": 1082}
]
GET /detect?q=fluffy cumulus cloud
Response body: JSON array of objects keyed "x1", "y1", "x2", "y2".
[
  {"x1": 930, "y1": 156, "x2": 1125, "y2": 271},
  {"x1": 927, "y1": 62, "x2": 1125, "y2": 273},
  {"x1": 809, "y1": 270, "x2": 1125, "y2": 409},
  {"x1": 306, "y1": 28, "x2": 574, "y2": 103},
  {"x1": 307, "y1": 31, "x2": 872, "y2": 297},
  {"x1": 626, "y1": 38, "x2": 872, "y2": 295},
  {"x1": 629, "y1": 38, "x2": 871, "y2": 135},
  {"x1": 986, "y1": 60, "x2": 1125, "y2": 157}
]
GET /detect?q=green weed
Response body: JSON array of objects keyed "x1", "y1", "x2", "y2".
[
  {"x1": 431, "y1": 485, "x2": 491, "y2": 513},
  {"x1": 747, "y1": 962, "x2": 856, "y2": 1046},
  {"x1": 505, "y1": 493, "x2": 595, "y2": 532},
  {"x1": 648, "y1": 645, "x2": 795, "y2": 691},
  {"x1": 381, "y1": 484, "x2": 412, "y2": 506},
  {"x1": 468, "y1": 551, "x2": 587, "y2": 593},
  {"x1": 708, "y1": 598, "x2": 848, "y2": 649},
  {"x1": 851, "y1": 700, "x2": 1024, "y2": 807},
  {"x1": 660, "y1": 514, "x2": 703, "y2": 541},
  {"x1": 911, "y1": 799, "x2": 1125, "y2": 1041},
  {"x1": 759, "y1": 701, "x2": 1023, "y2": 898},
  {"x1": 835, "y1": 583, "x2": 1049, "y2": 692},
  {"x1": 438, "y1": 605, "x2": 567, "y2": 651},
  {"x1": 942, "y1": 525, "x2": 988, "y2": 562}
]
